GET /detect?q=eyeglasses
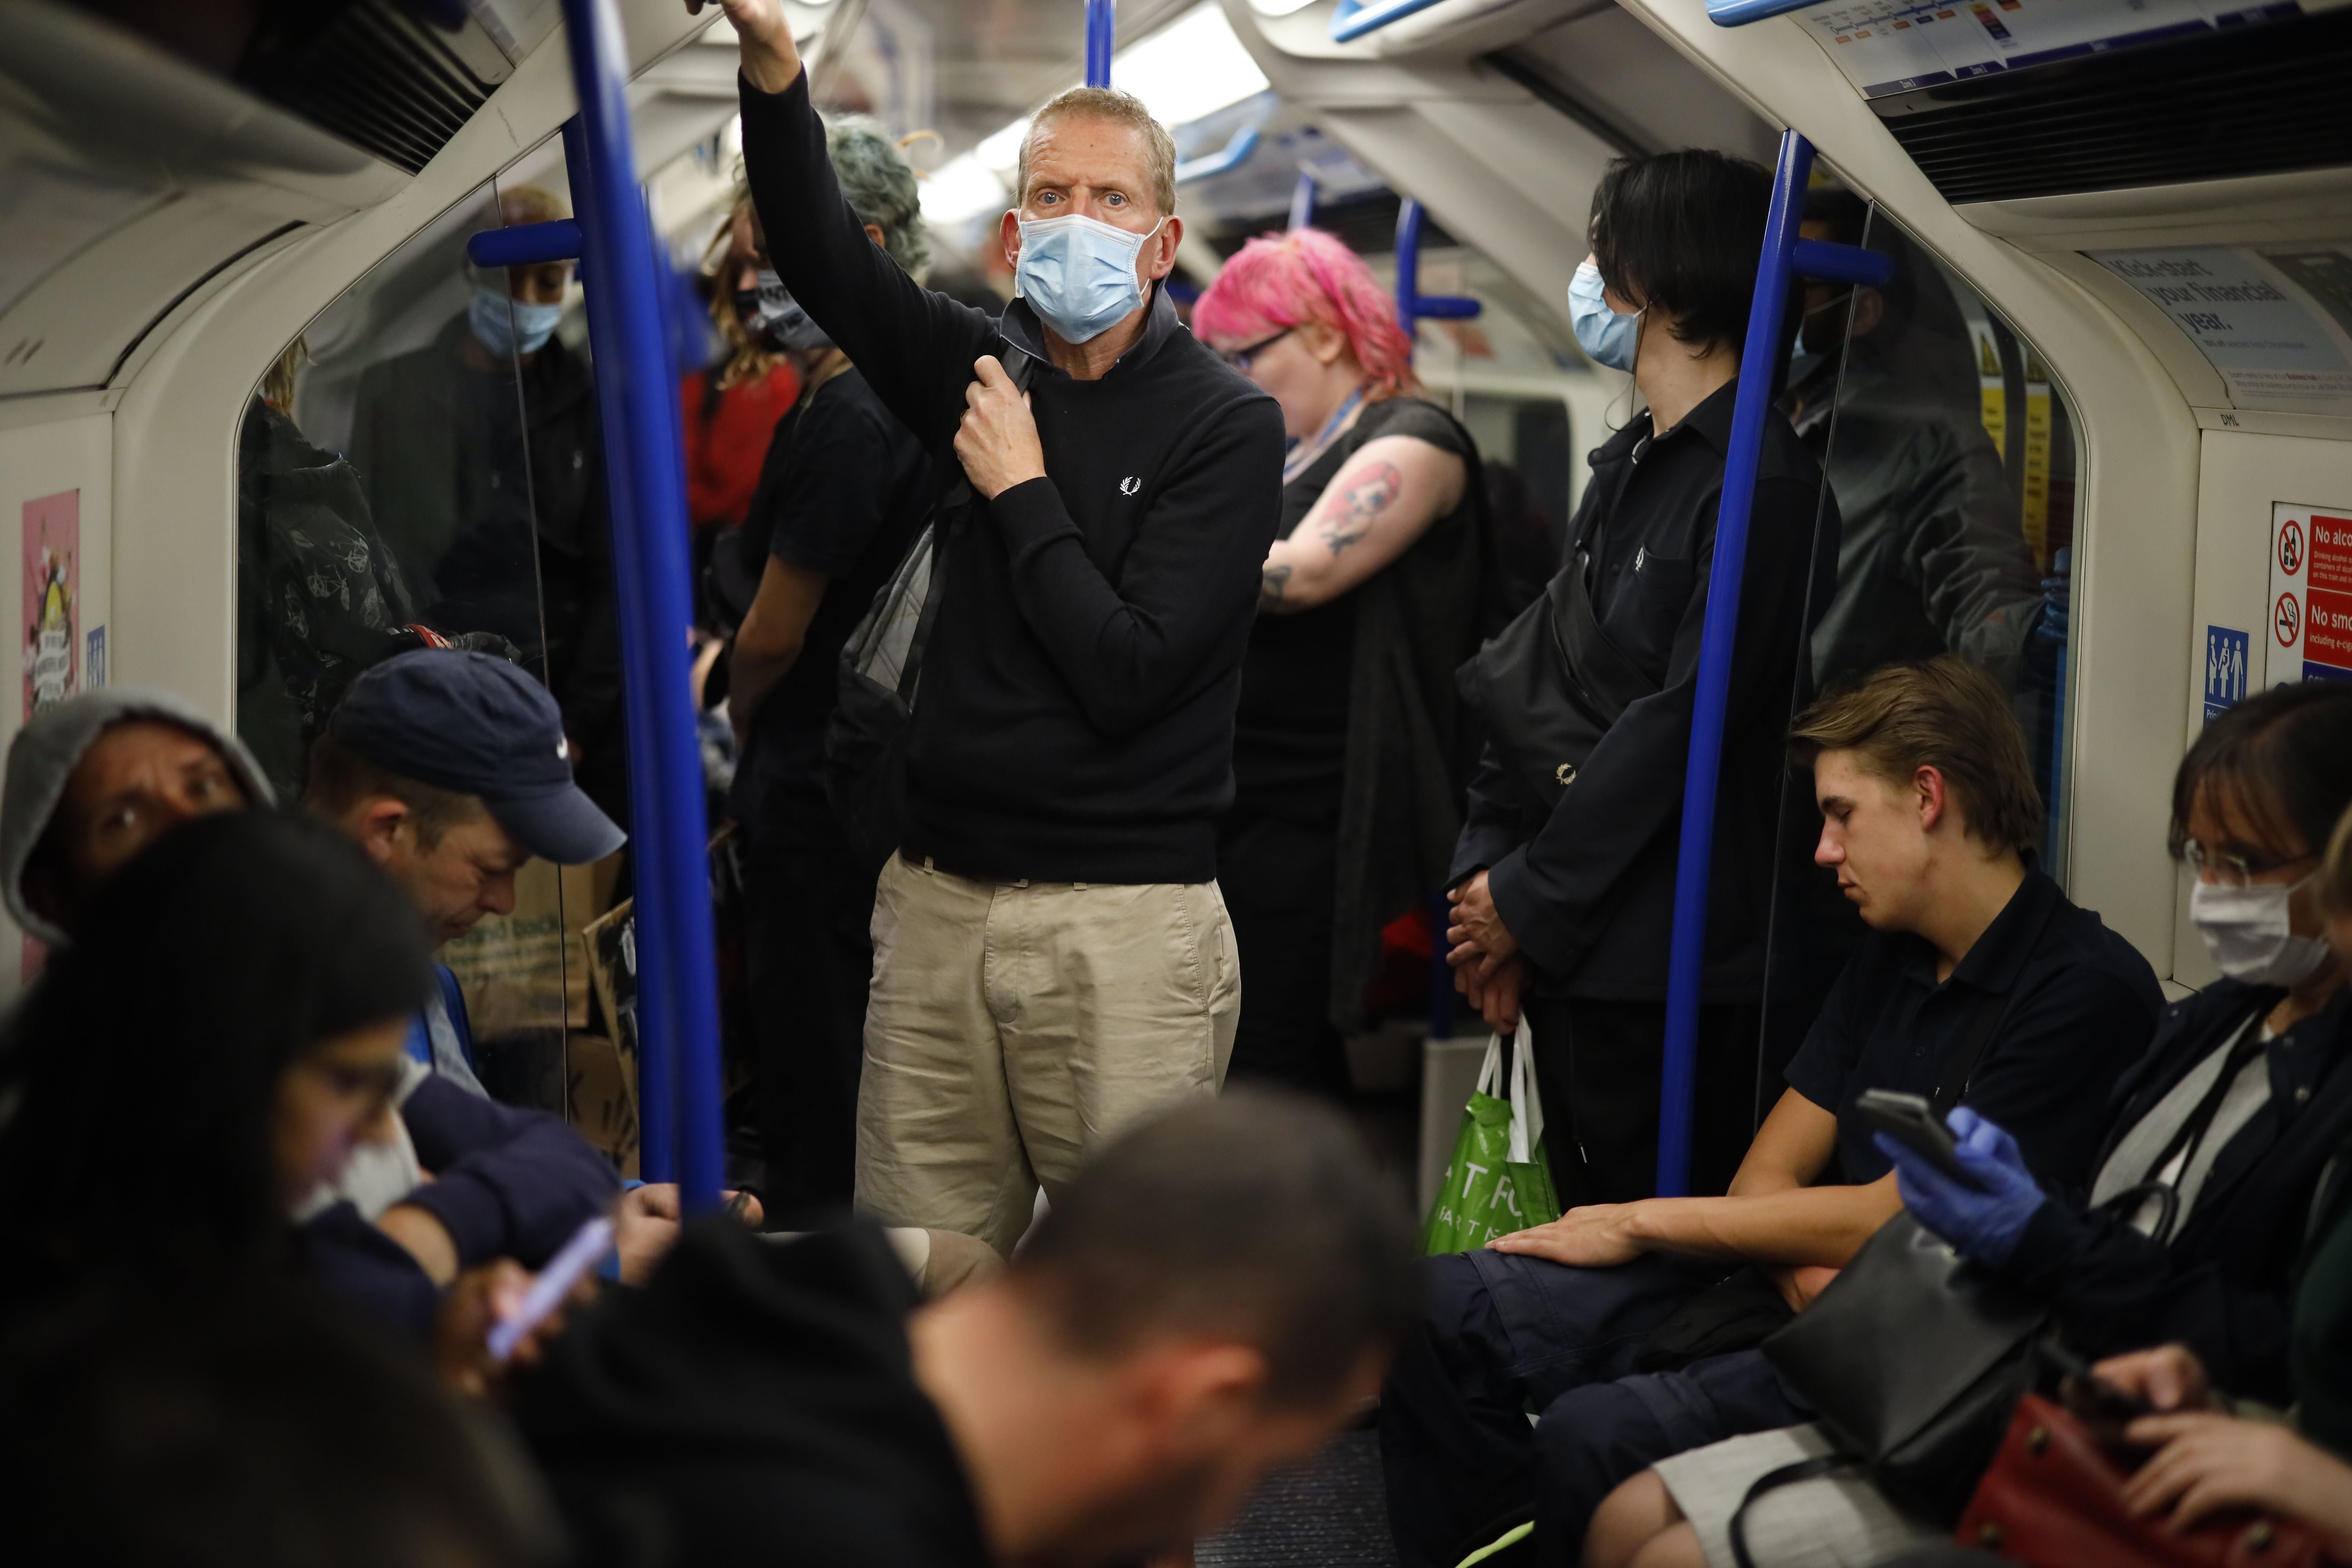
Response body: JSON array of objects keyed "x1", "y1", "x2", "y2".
[
  {"x1": 1217, "y1": 327, "x2": 1292, "y2": 371},
  {"x1": 2184, "y1": 838, "x2": 2314, "y2": 888}
]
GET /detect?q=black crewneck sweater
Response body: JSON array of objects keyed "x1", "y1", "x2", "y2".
[{"x1": 739, "y1": 73, "x2": 1284, "y2": 883}]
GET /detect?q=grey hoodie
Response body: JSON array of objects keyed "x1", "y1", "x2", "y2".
[{"x1": 1, "y1": 689, "x2": 275, "y2": 946}]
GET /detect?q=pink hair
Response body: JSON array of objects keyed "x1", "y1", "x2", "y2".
[{"x1": 1194, "y1": 227, "x2": 1420, "y2": 394}]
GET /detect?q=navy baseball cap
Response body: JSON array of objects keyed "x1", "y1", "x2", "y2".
[{"x1": 328, "y1": 650, "x2": 626, "y2": 864}]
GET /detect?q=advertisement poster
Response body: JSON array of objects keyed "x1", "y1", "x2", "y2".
[
  {"x1": 21, "y1": 490, "x2": 77, "y2": 719},
  {"x1": 1793, "y1": 0, "x2": 2308, "y2": 98},
  {"x1": 2092, "y1": 247, "x2": 2352, "y2": 416},
  {"x1": 2268, "y1": 504, "x2": 2352, "y2": 688}
]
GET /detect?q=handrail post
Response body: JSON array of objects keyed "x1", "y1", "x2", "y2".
[
  {"x1": 558, "y1": 0, "x2": 724, "y2": 1211},
  {"x1": 1086, "y1": 0, "x2": 1115, "y2": 86},
  {"x1": 1653, "y1": 128, "x2": 1812, "y2": 1198},
  {"x1": 1289, "y1": 171, "x2": 1317, "y2": 231},
  {"x1": 1650, "y1": 135, "x2": 1895, "y2": 1198}
]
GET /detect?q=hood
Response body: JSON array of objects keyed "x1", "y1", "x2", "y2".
[{"x1": 1, "y1": 689, "x2": 276, "y2": 947}]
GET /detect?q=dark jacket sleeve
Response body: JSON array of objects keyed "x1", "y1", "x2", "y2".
[
  {"x1": 1903, "y1": 422, "x2": 2043, "y2": 688},
  {"x1": 1999, "y1": 1198, "x2": 2295, "y2": 1403},
  {"x1": 299, "y1": 1200, "x2": 443, "y2": 1343},
  {"x1": 737, "y1": 71, "x2": 992, "y2": 449},
  {"x1": 1484, "y1": 474, "x2": 1819, "y2": 976},
  {"x1": 1449, "y1": 745, "x2": 1527, "y2": 889},
  {"x1": 986, "y1": 397, "x2": 1286, "y2": 737},
  {"x1": 397, "y1": 1076, "x2": 619, "y2": 1269}
]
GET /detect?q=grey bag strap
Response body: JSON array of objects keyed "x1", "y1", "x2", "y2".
[{"x1": 900, "y1": 343, "x2": 1039, "y2": 702}]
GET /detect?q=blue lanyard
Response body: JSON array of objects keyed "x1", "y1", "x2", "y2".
[{"x1": 1283, "y1": 384, "x2": 1370, "y2": 485}]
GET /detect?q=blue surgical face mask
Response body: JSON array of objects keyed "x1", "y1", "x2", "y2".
[
  {"x1": 1015, "y1": 212, "x2": 1167, "y2": 345},
  {"x1": 469, "y1": 282, "x2": 564, "y2": 360},
  {"x1": 1568, "y1": 259, "x2": 1642, "y2": 373}
]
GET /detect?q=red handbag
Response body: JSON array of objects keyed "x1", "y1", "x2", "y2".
[{"x1": 1955, "y1": 1393, "x2": 2337, "y2": 1568}]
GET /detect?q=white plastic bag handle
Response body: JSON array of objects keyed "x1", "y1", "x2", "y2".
[
  {"x1": 1506, "y1": 1014, "x2": 1544, "y2": 1161},
  {"x1": 1474, "y1": 1031, "x2": 1504, "y2": 1101}
]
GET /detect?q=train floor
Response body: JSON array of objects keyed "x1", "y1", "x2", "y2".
[{"x1": 1199, "y1": 1427, "x2": 1399, "y2": 1568}]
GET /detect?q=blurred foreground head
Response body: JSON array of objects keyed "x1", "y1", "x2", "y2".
[
  {"x1": 933, "y1": 1087, "x2": 1423, "y2": 1566},
  {"x1": 0, "y1": 1283, "x2": 560, "y2": 1568}
]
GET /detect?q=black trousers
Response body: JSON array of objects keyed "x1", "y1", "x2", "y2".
[
  {"x1": 1216, "y1": 811, "x2": 1349, "y2": 1096},
  {"x1": 741, "y1": 787, "x2": 876, "y2": 1216},
  {"x1": 1520, "y1": 994, "x2": 1761, "y2": 1208}
]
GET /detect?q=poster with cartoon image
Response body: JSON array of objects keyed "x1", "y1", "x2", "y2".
[{"x1": 22, "y1": 490, "x2": 78, "y2": 719}]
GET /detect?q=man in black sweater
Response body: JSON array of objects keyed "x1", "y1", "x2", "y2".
[{"x1": 714, "y1": 0, "x2": 1285, "y2": 1253}]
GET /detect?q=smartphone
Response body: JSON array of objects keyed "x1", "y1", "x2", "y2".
[
  {"x1": 487, "y1": 1215, "x2": 614, "y2": 1362},
  {"x1": 2043, "y1": 1339, "x2": 2155, "y2": 1424},
  {"x1": 1853, "y1": 1089, "x2": 1969, "y2": 1182}
]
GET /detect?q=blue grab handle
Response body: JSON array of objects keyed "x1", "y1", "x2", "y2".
[
  {"x1": 557, "y1": 0, "x2": 725, "y2": 1212},
  {"x1": 1653, "y1": 128, "x2": 1814, "y2": 1198},
  {"x1": 466, "y1": 219, "x2": 583, "y2": 269},
  {"x1": 1174, "y1": 126, "x2": 1260, "y2": 184},
  {"x1": 1330, "y1": 0, "x2": 1453, "y2": 43},
  {"x1": 1394, "y1": 199, "x2": 1481, "y2": 337},
  {"x1": 1791, "y1": 238, "x2": 1893, "y2": 287}
]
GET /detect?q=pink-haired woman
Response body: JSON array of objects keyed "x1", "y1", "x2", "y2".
[{"x1": 1195, "y1": 227, "x2": 1490, "y2": 1095}]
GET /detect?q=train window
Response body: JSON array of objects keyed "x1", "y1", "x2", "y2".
[
  {"x1": 236, "y1": 173, "x2": 614, "y2": 1116},
  {"x1": 1758, "y1": 197, "x2": 2082, "y2": 1087}
]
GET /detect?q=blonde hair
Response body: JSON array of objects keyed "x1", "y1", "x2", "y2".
[
  {"x1": 1017, "y1": 86, "x2": 1178, "y2": 218},
  {"x1": 701, "y1": 189, "x2": 787, "y2": 392}
]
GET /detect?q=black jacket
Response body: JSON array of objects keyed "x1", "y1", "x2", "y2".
[
  {"x1": 1452, "y1": 382, "x2": 1836, "y2": 1000},
  {"x1": 739, "y1": 74, "x2": 1286, "y2": 884},
  {"x1": 348, "y1": 314, "x2": 625, "y2": 813},
  {"x1": 515, "y1": 1222, "x2": 989, "y2": 1568},
  {"x1": 298, "y1": 1075, "x2": 620, "y2": 1342},
  {"x1": 1996, "y1": 981, "x2": 2352, "y2": 1404}
]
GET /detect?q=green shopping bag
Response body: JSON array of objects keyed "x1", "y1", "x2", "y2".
[{"x1": 1422, "y1": 1017, "x2": 1561, "y2": 1254}]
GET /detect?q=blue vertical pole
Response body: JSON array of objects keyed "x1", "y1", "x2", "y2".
[
  {"x1": 558, "y1": 0, "x2": 724, "y2": 1211},
  {"x1": 1086, "y1": 0, "x2": 1115, "y2": 86},
  {"x1": 1653, "y1": 129, "x2": 1812, "y2": 1197},
  {"x1": 1288, "y1": 172, "x2": 1317, "y2": 231}
]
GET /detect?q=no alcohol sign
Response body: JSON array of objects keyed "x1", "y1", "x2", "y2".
[{"x1": 2269, "y1": 504, "x2": 2352, "y2": 686}]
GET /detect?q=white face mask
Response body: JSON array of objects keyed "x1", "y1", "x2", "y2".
[{"x1": 2190, "y1": 876, "x2": 2330, "y2": 987}]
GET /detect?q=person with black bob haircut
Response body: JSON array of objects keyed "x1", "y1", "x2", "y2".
[{"x1": 1444, "y1": 148, "x2": 1839, "y2": 1207}]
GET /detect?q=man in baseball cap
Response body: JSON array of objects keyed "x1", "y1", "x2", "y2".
[{"x1": 304, "y1": 649, "x2": 625, "y2": 1094}]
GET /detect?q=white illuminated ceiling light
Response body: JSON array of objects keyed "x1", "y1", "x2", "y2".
[
  {"x1": 1246, "y1": 0, "x2": 1321, "y2": 16},
  {"x1": 1113, "y1": 3, "x2": 1270, "y2": 127},
  {"x1": 924, "y1": 5, "x2": 1268, "y2": 226}
]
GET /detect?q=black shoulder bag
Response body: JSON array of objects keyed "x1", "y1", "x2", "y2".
[{"x1": 824, "y1": 344, "x2": 1035, "y2": 880}]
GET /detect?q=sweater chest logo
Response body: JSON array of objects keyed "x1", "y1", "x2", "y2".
[{"x1": 1119, "y1": 475, "x2": 1141, "y2": 497}]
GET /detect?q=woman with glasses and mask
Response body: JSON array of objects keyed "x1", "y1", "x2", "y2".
[
  {"x1": 0, "y1": 812, "x2": 432, "y2": 1324},
  {"x1": 1583, "y1": 679, "x2": 2352, "y2": 1568},
  {"x1": 1193, "y1": 228, "x2": 1490, "y2": 1094}
]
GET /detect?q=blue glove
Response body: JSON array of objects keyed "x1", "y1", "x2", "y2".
[{"x1": 1875, "y1": 1105, "x2": 2047, "y2": 1268}]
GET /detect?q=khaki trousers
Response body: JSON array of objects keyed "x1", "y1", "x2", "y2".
[{"x1": 853, "y1": 853, "x2": 1241, "y2": 1254}]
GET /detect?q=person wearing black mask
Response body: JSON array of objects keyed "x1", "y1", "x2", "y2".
[{"x1": 719, "y1": 116, "x2": 938, "y2": 1214}]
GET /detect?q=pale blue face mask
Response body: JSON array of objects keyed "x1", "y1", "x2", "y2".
[
  {"x1": 1567, "y1": 259, "x2": 1642, "y2": 372},
  {"x1": 469, "y1": 282, "x2": 565, "y2": 360},
  {"x1": 1015, "y1": 212, "x2": 1167, "y2": 345}
]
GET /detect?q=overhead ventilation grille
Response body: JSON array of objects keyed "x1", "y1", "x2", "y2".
[
  {"x1": 1872, "y1": 8, "x2": 2352, "y2": 206},
  {"x1": 240, "y1": 0, "x2": 517, "y2": 176}
]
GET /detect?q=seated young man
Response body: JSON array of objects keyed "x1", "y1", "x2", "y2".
[
  {"x1": 516, "y1": 1088, "x2": 1420, "y2": 1568},
  {"x1": 1379, "y1": 657, "x2": 2164, "y2": 1568},
  {"x1": 1, "y1": 688, "x2": 270, "y2": 950}
]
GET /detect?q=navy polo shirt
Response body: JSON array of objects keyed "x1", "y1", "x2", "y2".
[{"x1": 1786, "y1": 868, "x2": 2164, "y2": 1190}]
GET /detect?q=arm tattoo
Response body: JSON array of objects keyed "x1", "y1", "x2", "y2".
[
  {"x1": 1260, "y1": 562, "x2": 1293, "y2": 606},
  {"x1": 1317, "y1": 462, "x2": 1403, "y2": 557}
]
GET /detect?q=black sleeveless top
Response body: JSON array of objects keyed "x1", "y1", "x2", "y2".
[{"x1": 1232, "y1": 396, "x2": 1477, "y2": 822}]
